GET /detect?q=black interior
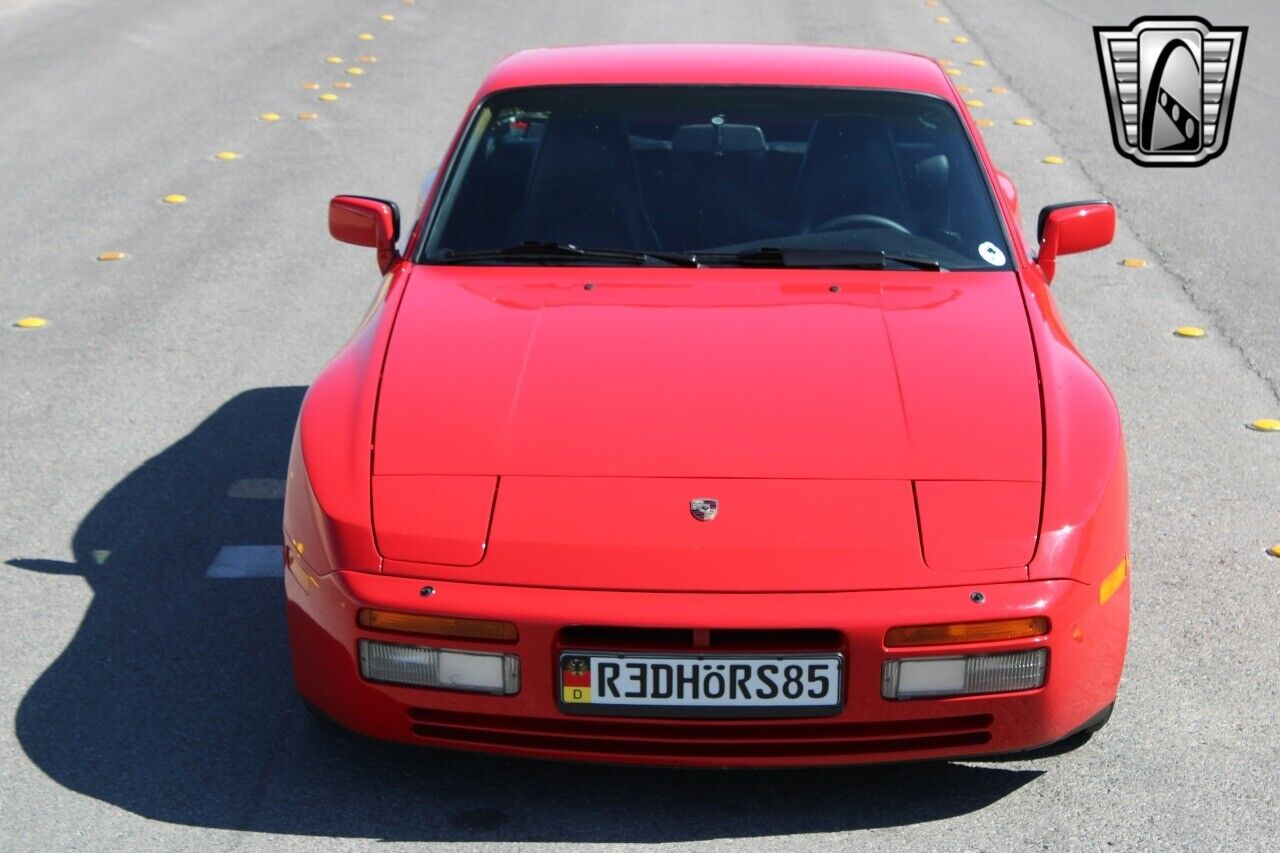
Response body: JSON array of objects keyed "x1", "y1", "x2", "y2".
[{"x1": 426, "y1": 86, "x2": 1009, "y2": 269}]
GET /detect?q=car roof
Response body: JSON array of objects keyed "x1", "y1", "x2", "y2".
[{"x1": 477, "y1": 44, "x2": 952, "y2": 98}]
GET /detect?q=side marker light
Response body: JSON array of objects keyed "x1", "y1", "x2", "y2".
[{"x1": 1099, "y1": 558, "x2": 1128, "y2": 605}]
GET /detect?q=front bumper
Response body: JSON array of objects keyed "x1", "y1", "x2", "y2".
[{"x1": 285, "y1": 560, "x2": 1127, "y2": 767}]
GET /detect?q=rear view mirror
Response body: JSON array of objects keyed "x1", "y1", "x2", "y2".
[
  {"x1": 329, "y1": 195, "x2": 401, "y2": 274},
  {"x1": 1036, "y1": 200, "x2": 1115, "y2": 283}
]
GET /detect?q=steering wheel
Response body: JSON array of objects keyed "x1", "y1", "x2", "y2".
[{"x1": 812, "y1": 213, "x2": 912, "y2": 235}]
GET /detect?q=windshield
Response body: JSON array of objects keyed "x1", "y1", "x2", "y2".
[{"x1": 420, "y1": 86, "x2": 1011, "y2": 270}]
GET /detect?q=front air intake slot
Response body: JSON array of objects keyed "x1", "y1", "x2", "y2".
[{"x1": 558, "y1": 625, "x2": 844, "y2": 652}]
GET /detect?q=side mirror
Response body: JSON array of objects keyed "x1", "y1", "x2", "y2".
[
  {"x1": 994, "y1": 170, "x2": 1019, "y2": 217},
  {"x1": 1036, "y1": 200, "x2": 1115, "y2": 283},
  {"x1": 329, "y1": 195, "x2": 401, "y2": 274}
]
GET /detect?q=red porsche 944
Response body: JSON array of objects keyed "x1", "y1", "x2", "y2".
[{"x1": 284, "y1": 44, "x2": 1128, "y2": 766}]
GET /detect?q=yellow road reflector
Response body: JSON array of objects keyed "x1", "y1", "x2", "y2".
[
  {"x1": 1248, "y1": 418, "x2": 1280, "y2": 432},
  {"x1": 215, "y1": 151, "x2": 239, "y2": 161},
  {"x1": 326, "y1": 55, "x2": 343, "y2": 64},
  {"x1": 319, "y1": 92, "x2": 338, "y2": 101},
  {"x1": 302, "y1": 82, "x2": 320, "y2": 90},
  {"x1": 1014, "y1": 117, "x2": 1035, "y2": 126},
  {"x1": 956, "y1": 84, "x2": 972, "y2": 93},
  {"x1": 945, "y1": 68, "x2": 962, "y2": 76},
  {"x1": 965, "y1": 99, "x2": 985, "y2": 108},
  {"x1": 297, "y1": 111, "x2": 318, "y2": 121},
  {"x1": 926, "y1": 0, "x2": 938, "y2": 6},
  {"x1": 975, "y1": 118, "x2": 994, "y2": 128},
  {"x1": 380, "y1": 13, "x2": 395, "y2": 21},
  {"x1": 937, "y1": 58, "x2": 952, "y2": 66},
  {"x1": 1122, "y1": 258, "x2": 1148, "y2": 268},
  {"x1": 97, "y1": 251, "x2": 126, "y2": 261},
  {"x1": 358, "y1": 32, "x2": 375, "y2": 40},
  {"x1": 1099, "y1": 559, "x2": 1127, "y2": 605},
  {"x1": 14, "y1": 316, "x2": 47, "y2": 328},
  {"x1": 259, "y1": 112, "x2": 281, "y2": 122},
  {"x1": 952, "y1": 35, "x2": 969, "y2": 44},
  {"x1": 969, "y1": 58, "x2": 988, "y2": 67},
  {"x1": 1268, "y1": 544, "x2": 1280, "y2": 558},
  {"x1": 990, "y1": 86, "x2": 1008, "y2": 94},
  {"x1": 333, "y1": 81, "x2": 352, "y2": 89},
  {"x1": 1042, "y1": 155, "x2": 1065, "y2": 164},
  {"x1": 347, "y1": 66, "x2": 365, "y2": 75},
  {"x1": 162, "y1": 194, "x2": 187, "y2": 204},
  {"x1": 935, "y1": 15, "x2": 950, "y2": 23},
  {"x1": 360, "y1": 54, "x2": 378, "y2": 63},
  {"x1": 1174, "y1": 326, "x2": 1205, "y2": 337}
]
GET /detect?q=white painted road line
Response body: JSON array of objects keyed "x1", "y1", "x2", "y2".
[
  {"x1": 205, "y1": 545, "x2": 282, "y2": 578},
  {"x1": 227, "y1": 478, "x2": 287, "y2": 499}
]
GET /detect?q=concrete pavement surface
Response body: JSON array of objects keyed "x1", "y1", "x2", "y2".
[{"x1": 1, "y1": 0, "x2": 1276, "y2": 849}]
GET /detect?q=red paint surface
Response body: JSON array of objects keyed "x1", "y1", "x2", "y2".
[
  {"x1": 476, "y1": 44, "x2": 955, "y2": 97},
  {"x1": 915, "y1": 480, "x2": 1043, "y2": 571},
  {"x1": 373, "y1": 268, "x2": 1042, "y2": 482},
  {"x1": 372, "y1": 475, "x2": 496, "y2": 567}
]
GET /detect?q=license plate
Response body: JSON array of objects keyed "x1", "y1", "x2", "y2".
[{"x1": 558, "y1": 651, "x2": 844, "y2": 718}]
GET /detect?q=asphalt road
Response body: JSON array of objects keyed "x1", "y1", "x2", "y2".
[{"x1": 1, "y1": 1, "x2": 1277, "y2": 850}]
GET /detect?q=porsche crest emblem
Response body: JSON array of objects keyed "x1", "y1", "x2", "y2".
[{"x1": 689, "y1": 498, "x2": 719, "y2": 522}]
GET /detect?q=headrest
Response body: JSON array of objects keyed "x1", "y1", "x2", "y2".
[
  {"x1": 913, "y1": 154, "x2": 950, "y2": 194},
  {"x1": 793, "y1": 114, "x2": 907, "y2": 228},
  {"x1": 525, "y1": 112, "x2": 636, "y2": 197}
]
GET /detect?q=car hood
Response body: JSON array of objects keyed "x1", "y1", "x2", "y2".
[
  {"x1": 374, "y1": 266, "x2": 1042, "y2": 482},
  {"x1": 371, "y1": 266, "x2": 1042, "y2": 589}
]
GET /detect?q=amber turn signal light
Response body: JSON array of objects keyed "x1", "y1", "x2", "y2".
[
  {"x1": 885, "y1": 617, "x2": 1049, "y2": 648},
  {"x1": 358, "y1": 609, "x2": 518, "y2": 642}
]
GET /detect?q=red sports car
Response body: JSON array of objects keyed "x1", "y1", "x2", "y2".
[{"x1": 284, "y1": 44, "x2": 1128, "y2": 766}]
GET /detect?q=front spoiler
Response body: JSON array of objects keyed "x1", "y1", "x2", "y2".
[{"x1": 285, "y1": 563, "x2": 1128, "y2": 767}]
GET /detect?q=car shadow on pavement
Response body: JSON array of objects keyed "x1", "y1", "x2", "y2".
[{"x1": 8, "y1": 386, "x2": 1042, "y2": 843}]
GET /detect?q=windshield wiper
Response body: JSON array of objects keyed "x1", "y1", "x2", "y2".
[
  {"x1": 439, "y1": 242, "x2": 699, "y2": 267},
  {"x1": 702, "y1": 247, "x2": 943, "y2": 271}
]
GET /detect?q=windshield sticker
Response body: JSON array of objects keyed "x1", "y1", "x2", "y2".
[{"x1": 978, "y1": 241, "x2": 1006, "y2": 266}]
